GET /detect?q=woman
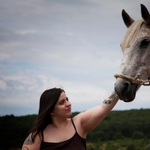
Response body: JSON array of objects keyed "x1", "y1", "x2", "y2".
[{"x1": 22, "y1": 88, "x2": 119, "y2": 150}]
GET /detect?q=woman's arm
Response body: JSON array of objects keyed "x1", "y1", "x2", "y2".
[
  {"x1": 22, "y1": 133, "x2": 41, "y2": 150},
  {"x1": 73, "y1": 91, "x2": 119, "y2": 138}
]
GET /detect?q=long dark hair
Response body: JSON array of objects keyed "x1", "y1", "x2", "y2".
[{"x1": 30, "y1": 88, "x2": 64, "y2": 142}]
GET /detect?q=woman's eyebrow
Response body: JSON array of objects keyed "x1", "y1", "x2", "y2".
[
  {"x1": 59, "y1": 99, "x2": 65, "y2": 103},
  {"x1": 59, "y1": 97, "x2": 68, "y2": 103}
]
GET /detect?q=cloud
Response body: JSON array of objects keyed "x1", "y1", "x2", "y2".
[
  {"x1": 0, "y1": 53, "x2": 10, "y2": 61},
  {"x1": 16, "y1": 30, "x2": 37, "y2": 35},
  {"x1": 0, "y1": 80, "x2": 7, "y2": 90},
  {"x1": 0, "y1": 72, "x2": 109, "y2": 115}
]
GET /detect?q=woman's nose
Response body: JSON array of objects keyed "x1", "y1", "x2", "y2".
[{"x1": 66, "y1": 101, "x2": 71, "y2": 106}]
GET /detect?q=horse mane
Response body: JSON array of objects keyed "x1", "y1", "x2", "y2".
[{"x1": 121, "y1": 19, "x2": 144, "y2": 51}]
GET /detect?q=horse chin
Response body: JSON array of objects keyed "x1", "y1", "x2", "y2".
[
  {"x1": 114, "y1": 78, "x2": 138, "y2": 102},
  {"x1": 117, "y1": 90, "x2": 136, "y2": 102}
]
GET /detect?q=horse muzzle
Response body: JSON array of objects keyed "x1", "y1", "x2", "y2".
[{"x1": 114, "y1": 78, "x2": 138, "y2": 102}]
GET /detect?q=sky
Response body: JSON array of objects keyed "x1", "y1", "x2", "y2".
[{"x1": 0, "y1": 0, "x2": 150, "y2": 116}]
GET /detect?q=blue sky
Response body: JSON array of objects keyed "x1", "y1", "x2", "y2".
[{"x1": 0, "y1": 0, "x2": 150, "y2": 116}]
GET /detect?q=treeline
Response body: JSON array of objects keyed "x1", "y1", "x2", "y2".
[
  {"x1": 0, "y1": 109, "x2": 150, "y2": 150},
  {"x1": 86, "y1": 109, "x2": 150, "y2": 142},
  {"x1": 0, "y1": 114, "x2": 37, "y2": 150}
]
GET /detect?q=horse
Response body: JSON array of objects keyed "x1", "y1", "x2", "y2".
[{"x1": 114, "y1": 4, "x2": 150, "y2": 102}]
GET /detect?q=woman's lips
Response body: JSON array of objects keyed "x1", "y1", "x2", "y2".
[{"x1": 66, "y1": 107, "x2": 71, "y2": 112}]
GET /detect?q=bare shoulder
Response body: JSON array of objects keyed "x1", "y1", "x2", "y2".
[
  {"x1": 73, "y1": 111, "x2": 88, "y2": 124},
  {"x1": 72, "y1": 112, "x2": 87, "y2": 138},
  {"x1": 72, "y1": 111, "x2": 84, "y2": 123},
  {"x1": 22, "y1": 133, "x2": 41, "y2": 150},
  {"x1": 23, "y1": 134, "x2": 33, "y2": 145}
]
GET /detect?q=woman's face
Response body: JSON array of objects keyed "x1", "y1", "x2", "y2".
[{"x1": 51, "y1": 92, "x2": 72, "y2": 118}]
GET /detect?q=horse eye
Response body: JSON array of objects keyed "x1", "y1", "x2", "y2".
[{"x1": 140, "y1": 39, "x2": 150, "y2": 48}]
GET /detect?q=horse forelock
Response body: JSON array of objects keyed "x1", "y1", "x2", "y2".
[{"x1": 121, "y1": 19, "x2": 144, "y2": 51}]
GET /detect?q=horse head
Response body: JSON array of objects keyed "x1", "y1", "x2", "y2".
[{"x1": 114, "y1": 4, "x2": 150, "y2": 102}]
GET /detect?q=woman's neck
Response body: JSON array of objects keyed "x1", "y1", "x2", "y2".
[{"x1": 51, "y1": 117, "x2": 70, "y2": 129}]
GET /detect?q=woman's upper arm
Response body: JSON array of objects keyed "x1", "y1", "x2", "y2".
[
  {"x1": 22, "y1": 133, "x2": 41, "y2": 150},
  {"x1": 74, "y1": 91, "x2": 119, "y2": 136}
]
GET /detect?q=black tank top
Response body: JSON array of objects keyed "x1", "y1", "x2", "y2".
[{"x1": 40, "y1": 118, "x2": 86, "y2": 150}]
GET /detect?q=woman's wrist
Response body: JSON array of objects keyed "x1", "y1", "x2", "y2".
[{"x1": 103, "y1": 90, "x2": 118, "y2": 104}]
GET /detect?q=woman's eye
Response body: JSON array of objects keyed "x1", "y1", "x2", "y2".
[
  {"x1": 59, "y1": 97, "x2": 69, "y2": 105},
  {"x1": 59, "y1": 100, "x2": 64, "y2": 105},
  {"x1": 140, "y1": 39, "x2": 150, "y2": 48}
]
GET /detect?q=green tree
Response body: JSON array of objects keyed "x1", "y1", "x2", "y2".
[
  {"x1": 132, "y1": 131, "x2": 144, "y2": 139},
  {"x1": 145, "y1": 144, "x2": 150, "y2": 150}
]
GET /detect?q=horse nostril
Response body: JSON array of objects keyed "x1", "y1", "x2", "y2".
[
  {"x1": 115, "y1": 78, "x2": 138, "y2": 102},
  {"x1": 124, "y1": 82, "x2": 129, "y2": 91}
]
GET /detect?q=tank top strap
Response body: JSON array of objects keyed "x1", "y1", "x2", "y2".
[
  {"x1": 40, "y1": 131, "x2": 44, "y2": 142},
  {"x1": 71, "y1": 118, "x2": 77, "y2": 132}
]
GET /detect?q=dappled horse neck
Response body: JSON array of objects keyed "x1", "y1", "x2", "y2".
[{"x1": 121, "y1": 19, "x2": 144, "y2": 51}]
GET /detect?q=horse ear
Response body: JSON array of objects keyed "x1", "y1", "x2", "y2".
[
  {"x1": 122, "y1": 9, "x2": 135, "y2": 28},
  {"x1": 141, "y1": 4, "x2": 150, "y2": 24}
]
